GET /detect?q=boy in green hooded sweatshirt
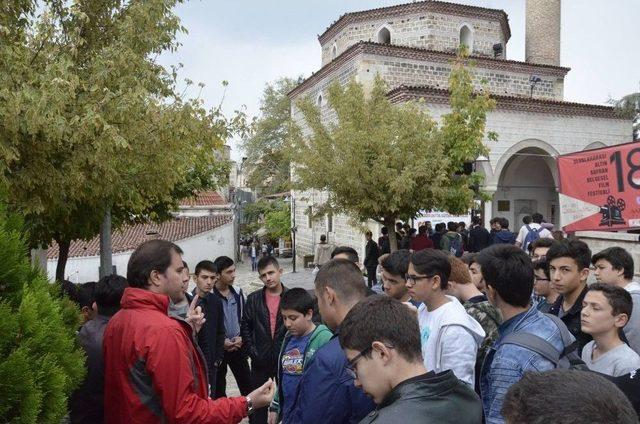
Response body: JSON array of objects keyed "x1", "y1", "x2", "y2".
[{"x1": 268, "y1": 288, "x2": 332, "y2": 424}]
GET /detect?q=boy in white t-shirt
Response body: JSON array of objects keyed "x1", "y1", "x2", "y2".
[
  {"x1": 406, "y1": 249, "x2": 485, "y2": 386},
  {"x1": 581, "y1": 283, "x2": 640, "y2": 377},
  {"x1": 515, "y1": 213, "x2": 553, "y2": 251}
]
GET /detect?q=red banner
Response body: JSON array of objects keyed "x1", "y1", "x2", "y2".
[{"x1": 558, "y1": 141, "x2": 640, "y2": 232}]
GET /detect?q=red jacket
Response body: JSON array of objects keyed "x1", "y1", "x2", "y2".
[
  {"x1": 410, "y1": 234, "x2": 434, "y2": 252},
  {"x1": 103, "y1": 287, "x2": 247, "y2": 424}
]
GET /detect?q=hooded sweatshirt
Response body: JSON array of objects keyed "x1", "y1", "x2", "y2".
[
  {"x1": 417, "y1": 296, "x2": 485, "y2": 386},
  {"x1": 491, "y1": 229, "x2": 516, "y2": 245}
]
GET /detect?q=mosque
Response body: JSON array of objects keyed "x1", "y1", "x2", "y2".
[{"x1": 288, "y1": 0, "x2": 630, "y2": 258}]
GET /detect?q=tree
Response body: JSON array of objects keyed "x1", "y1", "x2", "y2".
[
  {"x1": 263, "y1": 201, "x2": 291, "y2": 240},
  {"x1": 242, "y1": 77, "x2": 300, "y2": 194},
  {"x1": 0, "y1": 1, "x2": 239, "y2": 280},
  {"x1": 290, "y1": 51, "x2": 496, "y2": 251},
  {"x1": 0, "y1": 202, "x2": 85, "y2": 422},
  {"x1": 609, "y1": 92, "x2": 640, "y2": 141}
]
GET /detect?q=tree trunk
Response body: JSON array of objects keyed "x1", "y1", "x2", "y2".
[
  {"x1": 384, "y1": 216, "x2": 398, "y2": 252},
  {"x1": 99, "y1": 206, "x2": 113, "y2": 278},
  {"x1": 55, "y1": 237, "x2": 71, "y2": 282}
]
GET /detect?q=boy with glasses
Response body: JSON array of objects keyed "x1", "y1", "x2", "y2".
[
  {"x1": 407, "y1": 250, "x2": 485, "y2": 387},
  {"x1": 340, "y1": 295, "x2": 483, "y2": 423},
  {"x1": 533, "y1": 258, "x2": 558, "y2": 314}
]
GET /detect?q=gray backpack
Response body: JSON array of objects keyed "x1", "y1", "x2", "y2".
[{"x1": 501, "y1": 313, "x2": 589, "y2": 371}]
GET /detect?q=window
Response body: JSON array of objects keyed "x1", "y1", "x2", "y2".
[
  {"x1": 497, "y1": 200, "x2": 510, "y2": 212},
  {"x1": 316, "y1": 94, "x2": 323, "y2": 107},
  {"x1": 331, "y1": 44, "x2": 337, "y2": 60},
  {"x1": 377, "y1": 27, "x2": 391, "y2": 44},
  {"x1": 460, "y1": 25, "x2": 473, "y2": 50}
]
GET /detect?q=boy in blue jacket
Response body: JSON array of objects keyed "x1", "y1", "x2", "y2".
[
  {"x1": 268, "y1": 288, "x2": 332, "y2": 424},
  {"x1": 287, "y1": 259, "x2": 375, "y2": 424}
]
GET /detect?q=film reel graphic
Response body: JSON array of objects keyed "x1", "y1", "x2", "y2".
[{"x1": 600, "y1": 195, "x2": 626, "y2": 226}]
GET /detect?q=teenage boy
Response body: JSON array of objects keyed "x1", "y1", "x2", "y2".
[
  {"x1": 410, "y1": 225, "x2": 434, "y2": 252},
  {"x1": 462, "y1": 253, "x2": 486, "y2": 293},
  {"x1": 364, "y1": 231, "x2": 381, "y2": 288},
  {"x1": 592, "y1": 246, "x2": 640, "y2": 353},
  {"x1": 268, "y1": 288, "x2": 332, "y2": 424},
  {"x1": 490, "y1": 218, "x2": 516, "y2": 245},
  {"x1": 501, "y1": 370, "x2": 638, "y2": 424},
  {"x1": 515, "y1": 213, "x2": 553, "y2": 251},
  {"x1": 242, "y1": 256, "x2": 289, "y2": 424},
  {"x1": 547, "y1": 239, "x2": 593, "y2": 353},
  {"x1": 440, "y1": 221, "x2": 464, "y2": 257},
  {"x1": 407, "y1": 249, "x2": 485, "y2": 387},
  {"x1": 467, "y1": 216, "x2": 490, "y2": 253},
  {"x1": 445, "y1": 256, "x2": 501, "y2": 393},
  {"x1": 288, "y1": 259, "x2": 375, "y2": 423},
  {"x1": 580, "y1": 283, "x2": 640, "y2": 376},
  {"x1": 192, "y1": 260, "x2": 225, "y2": 397},
  {"x1": 339, "y1": 295, "x2": 483, "y2": 423},
  {"x1": 476, "y1": 244, "x2": 566, "y2": 424},
  {"x1": 533, "y1": 258, "x2": 558, "y2": 314},
  {"x1": 379, "y1": 250, "x2": 420, "y2": 307},
  {"x1": 528, "y1": 237, "x2": 557, "y2": 262},
  {"x1": 213, "y1": 256, "x2": 252, "y2": 398}
]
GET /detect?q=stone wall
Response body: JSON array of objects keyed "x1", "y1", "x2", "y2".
[{"x1": 321, "y1": 11, "x2": 505, "y2": 66}]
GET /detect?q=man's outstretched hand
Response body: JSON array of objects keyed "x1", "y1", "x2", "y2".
[{"x1": 248, "y1": 378, "x2": 276, "y2": 410}]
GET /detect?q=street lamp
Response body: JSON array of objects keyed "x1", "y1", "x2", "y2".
[{"x1": 284, "y1": 193, "x2": 297, "y2": 273}]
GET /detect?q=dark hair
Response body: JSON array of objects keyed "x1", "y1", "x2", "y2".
[
  {"x1": 127, "y1": 239, "x2": 181, "y2": 288},
  {"x1": 522, "y1": 215, "x2": 532, "y2": 225},
  {"x1": 320, "y1": 234, "x2": 327, "y2": 242},
  {"x1": 447, "y1": 221, "x2": 458, "y2": 232},
  {"x1": 588, "y1": 283, "x2": 633, "y2": 318},
  {"x1": 315, "y1": 259, "x2": 367, "y2": 303},
  {"x1": 532, "y1": 213, "x2": 544, "y2": 224},
  {"x1": 395, "y1": 222, "x2": 403, "y2": 230},
  {"x1": 592, "y1": 247, "x2": 635, "y2": 281},
  {"x1": 339, "y1": 295, "x2": 422, "y2": 363},
  {"x1": 60, "y1": 280, "x2": 80, "y2": 305},
  {"x1": 213, "y1": 256, "x2": 235, "y2": 273},
  {"x1": 458, "y1": 222, "x2": 466, "y2": 229},
  {"x1": 381, "y1": 226, "x2": 389, "y2": 235},
  {"x1": 195, "y1": 260, "x2": 217, "y2": 276},
  {"x1": 533, "y1": 257, "x2": 550, "y2": 280},
  {"x1": 499, "y1": 217, "x2": 509, "y2": 229},
  {"x1": 258, "y1": 255, "x2": 280, "y2": 272},
  {"x1": 408, "y1": 228, "x2": 417, "y2": 236},
  {"x1": 502, "y1": 370, "x2": 638, "y2": 424},
  {"x1": 95, "y1": 275, "x2": 128, "y2": 316},
  {"x1": 471, "y1": 216, "x2": 481, "y2": 226},
  {"x1": 330, "y1": 246, "x2": 359, "y2": 263},
  {"x1": 489, "y1": 217, "x2": 498, "y2": 225},
  {"x1": 477, "y1": 244, "x2": 533, "y2": 307},
  {"x1": 380, "y1": 249, "x2": 410, "y2": 278},
  {"x1": 280, "y1": 288, "x2": 315, "y2": 315},
  {"x1": 365, "y1": 230, "x2": 372, "y2": 237},
  {"x1": 529, "y1": 238, "x2": 557, "y2": 253},
  {"x1": 77, "y1": 282, "x2": 97, "y2": 309},
  {"x1": 435, "y1": 222, "x2": 446, "y2": 232},
  {"x1": 460, "y1": 252, "x2": 478, "y2": 266},
  {"x1": 418, "y1": 225, "x2": 427, "y2": 235},
  {"x1": 546, "y1": 239, "x2": 592, "y2": 270},
  {"x1": 182, "y1": 260, "x2": 189, "y2": 270},
  {"x1": 409, "y1": 249, "x2": 450, "y2": 290}
]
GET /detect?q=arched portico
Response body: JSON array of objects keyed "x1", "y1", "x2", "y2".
[{"x1": 489, "y1": 140, "x2": 559, "y2": 230}]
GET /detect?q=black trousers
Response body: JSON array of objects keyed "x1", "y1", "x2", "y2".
[
  {"x1": 248, "y1": 363, "x2": 277, "y2": 424},
  {"x1": 366, "y1": 265, "x2": 378, "y2": 288},
  {"x1": 214, "y1": 350, "x2": 252, "y2": 398}
]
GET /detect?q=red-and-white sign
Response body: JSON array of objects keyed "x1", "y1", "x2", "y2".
[{"x1": 558, "y1": 141, "x2": 640, "y2": 232}]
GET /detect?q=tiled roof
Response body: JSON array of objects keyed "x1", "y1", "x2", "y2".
[
  {"x1": 288, "y1": 41, "x2": 570, "y2": 98},
  {"x1": 47, "y1": 215, "x2": 233, "y2": 259},
  {"x1": 387, "y1": 85, "x2": 627, "y2": 119},
  {"x1": 319, "y1": 0, "x2": 511, "y2": 45},
  {"x1": 179, "y1": 191, "x2": 229, "y2": 207}
]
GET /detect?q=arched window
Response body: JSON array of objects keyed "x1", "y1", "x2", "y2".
[
  {"x1": 331, "y1": 44, "x2": 337, "y2": 60},
  {"x1": 460, "y1": 25, "x2": 473, "y2": 50},
  {"x1": 377, "y1": 27, "x2": 391, "y2": 44},
  {"x1": 317, "y1": 94, "x2": 323, "y2": 107}
]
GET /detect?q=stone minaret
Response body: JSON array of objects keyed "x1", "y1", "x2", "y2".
[{"x1": 525, "y1": 0, "x2": 561, "y2": 66}]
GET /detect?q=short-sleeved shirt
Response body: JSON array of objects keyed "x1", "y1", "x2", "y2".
[
  {"x1": 265, "y1": 292, "x2": 281, "y2": 338},
  {"x1": 281, "y1": 332, "x2": 312, "y2": 420},
  {"x1": 582, "y1": 341, "x2": 640, "y2": 377},
  {"x1": 516, "y1": 223, "x2": 553, "y2": 246}
]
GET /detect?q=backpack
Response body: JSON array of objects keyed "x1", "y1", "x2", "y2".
[
  {"x1": 448, "y1": 233, "x2": 464, "y2": 257},
  {"x1": 501, "y1": 313, "x2": 589, "y2": 371},
  {"x1": 523, "y1": 224, "x2": 541, "y2": 251}
]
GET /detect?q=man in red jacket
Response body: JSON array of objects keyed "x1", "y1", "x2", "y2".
[{"x1": 103, "y1": 239, "x2": 275, "y2": 424}]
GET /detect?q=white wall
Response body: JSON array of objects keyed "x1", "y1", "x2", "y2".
[{"x1": 47, "y1": 222, "x2": 235, "y2": 282}]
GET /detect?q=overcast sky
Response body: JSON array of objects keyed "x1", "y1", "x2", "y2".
[{"x1": 159, "y1": 0, "x2": 640, "y2": 160}]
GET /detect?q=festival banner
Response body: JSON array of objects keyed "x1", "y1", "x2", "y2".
[{"x1": 558, "y1": 141, "x2": 640, "y2": 232}]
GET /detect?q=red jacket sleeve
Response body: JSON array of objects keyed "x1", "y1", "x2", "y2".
[{"x1": 145, "y1": 326, "x2": 247, "y2": 424}]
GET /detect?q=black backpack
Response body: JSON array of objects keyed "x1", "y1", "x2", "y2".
[{"x1": 501, "y1": 313, "x2": 589, "y2": 371}]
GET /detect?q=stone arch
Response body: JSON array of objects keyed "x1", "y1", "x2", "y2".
[
  {"x1": 491, "y1": 139, "x2": 560, "y2": 190},
  {"x1": 584, "y1": 141, "x2": 607, "y2": 151},
  {"x1": 376, "y1": 25, "x2": 392, "y2": 44},
  {"x1": 459, "y1": 23, "x2": 474, "y2": 50}
]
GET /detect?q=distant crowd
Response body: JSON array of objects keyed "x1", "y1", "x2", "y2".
[{"x1": 62, "y1": 212, "x2": 640, "y2": 423}]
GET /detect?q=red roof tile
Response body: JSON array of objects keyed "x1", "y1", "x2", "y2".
[
  {"x1": 47, "y1": 215, "x2": 233, "y2": 259},
  {"x1": 179, "y1": 191, "x2": 229, "y2": 207}
]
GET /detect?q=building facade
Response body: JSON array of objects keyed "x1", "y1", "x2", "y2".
[{"x1": 289, "y1": 0, "x2": 630, "y2": 259}]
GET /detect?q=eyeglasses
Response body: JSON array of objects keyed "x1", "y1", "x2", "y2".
[
  {"x1": 404, "y1": 274, "x2": 434, "y2": 286},
  {"x1": 346, "y1": 344, "x2": 395, "y2": 380}
]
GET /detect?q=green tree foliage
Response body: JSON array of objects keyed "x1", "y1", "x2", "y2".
[
  {"x1": 0, "y1": 1, "x2": 241, "y2": 280},
  {"x1": 609, "y1": 92, "x2": 640, "y2": 140},
  {"x1": 243, "y1": 199, "x2": 291, "y2": 241},
  {"x1": 242, "y1": 77, "x2": 300, "y2": 194},
  {"x1": 0, "y1": 203, "x2": 85, "y2": 423},
  {"x1": 290, "y1": 51, "x2": 496, "y2": 250}
]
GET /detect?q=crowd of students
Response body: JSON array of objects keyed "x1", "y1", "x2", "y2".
[{"x1": 64, "y1": 222, "x2": 640, "y2": 423}]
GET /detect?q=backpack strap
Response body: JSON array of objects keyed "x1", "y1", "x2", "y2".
[
  {"x1": 501, "y1": 332, "x2": 561, "y2": 366},
  {"x1": 543, "y1": 313, "x2": 580, "y2": 357}
]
